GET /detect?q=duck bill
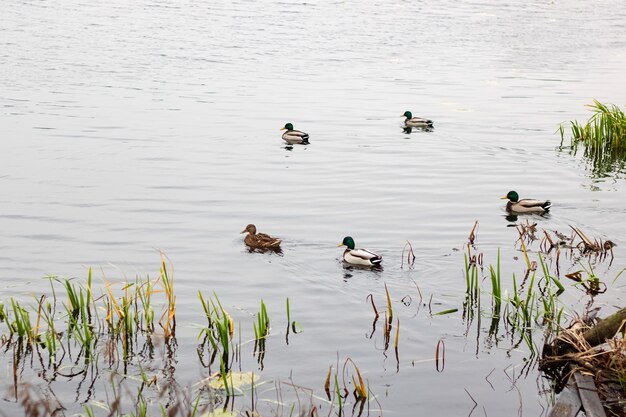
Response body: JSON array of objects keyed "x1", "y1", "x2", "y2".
[
  {"x1": 500, "y1": 196, "x2": 508, "y2": 200},
  {"x1": 280, "y1": 127, "x2": 286, "y2": 131},
  {"x1": 240, "y1": 229, "x2": 247, "y2": 234},
  {"x1": 337, "y1": 243, "x2": 345, "y2": 247}
]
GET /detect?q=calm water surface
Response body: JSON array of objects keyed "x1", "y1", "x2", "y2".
[{"x1": 2, "y1": 0, "x2": 626, "y2": 415}]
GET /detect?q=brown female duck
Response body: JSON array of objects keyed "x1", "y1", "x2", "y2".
[{"x1": 241, "y1": 224, "x2": 282, "y2": 250}]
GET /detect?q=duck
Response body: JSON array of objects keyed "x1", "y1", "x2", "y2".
[
  {"x1": 338, "y1": 236, "x2": 382, "y2": 266},
  {"x1": 402, "y1": 111, "x2": 433, "y2": 128},
  {"x1": 501, "y1": 191, "x2": 551, "y2": 214},
  {"x1": 241, "y1": 224, "x2": 282, "y2": 250},
  {"x1": 280, "y1": 123, "x2": 309, "y2": 144}
]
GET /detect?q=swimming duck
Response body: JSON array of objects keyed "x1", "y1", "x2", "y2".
[
  {"x1": 501, "y1": 191, "x2": 551, "y2": 214},
  {"x1": 280, "y1": 123, "x2": 309, "y2": 144},
  {"x1": 338, "y1": 236, "x2": 382, "y2": 266},
  {"x1": 241, "y1": 224, "x2": 282, "y2": 249},
  {"x1": 402, "y1": 111, "x2": 433, "y2": 128}
]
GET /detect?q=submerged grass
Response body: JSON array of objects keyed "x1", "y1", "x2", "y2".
[
  {"x1": 559, "y1": 100, "x2": 626, "y2": 176},
  {"x1": 463, "y1": 235, "x2": 571, "y2": 357},
  {"x1": 198, "y1": 291, "x2": 234, "y2": 374},
  {"x1": 1, "y1": 262, "x2": 336, "y2": 417}
]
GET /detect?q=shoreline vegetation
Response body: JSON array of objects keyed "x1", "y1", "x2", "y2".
[
  {"x1": 559, "y1": 100, "x2": 626, "y2": 177},
  {"x1": 1, "y1": 224, "x2": 624, "y2": 416}
]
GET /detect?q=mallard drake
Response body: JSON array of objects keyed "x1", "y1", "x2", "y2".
[
  {"x1": 241, "y1": 224, "x2": 282, "y2": 249},
  {"x1": 402, "y1": 111, "x2": 433, "y2": 128},
  {"x1": 501, "y1": 191, "x2": 551, "y2": 214},
  {"x1": 338, "y1": 236, "x2": 382, "y2": 266},
  {"x1": 280, "y1": 123, "x2": 309, "y2": 144}
]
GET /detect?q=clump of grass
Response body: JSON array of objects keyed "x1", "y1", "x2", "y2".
[
  {"x1": 253, "y1": 299, "x2": 270, "y2": 341},
  {"x1": 8, "y1": 298, "x2": 35, "y2": 342},
  {"x1": 198, "y1": 291, "x2": 234, "y2": 375},
  {"x1": 570, "y1": 225, "x2": 616, "y2": 262},
  {"x1": 559, "y1": 100, "x2": 626, "y2": 176},
  {"x1": 158, "y1": 255, "x2": 176, "y2": 339},
  {"x1": 565, "y1": 261, "x2": 607, "y2": 296},
  {"x1": 0, "y1": 301, "x2": 6, "y2": 323},
  {"x1": 463, "y1": 251, "x2": 480, "y2": 320},
  {"x1": 324, "y1": 357, "x2": 372, "y2": 416},
  {"x1": 253, "y1": 299, "x2": 270, "y2": 367}
]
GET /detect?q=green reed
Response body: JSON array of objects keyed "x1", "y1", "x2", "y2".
[
  {"x1": 559, "y1": 100, "x2": 626, "y2": 176},
  {"x1": 334, "y1": 373, "x2": 343, "y2": 415},
  {"x1": 9, "y1": 298, "x2": 35, "y2": 341},
  {"x1": 463, "y1": 253, "x2": 480, "y2": 321},
  {"x1": 489, "y1": 249, "x2": 502, "y2": 319},
  {"x1": 0, "y1": 301, "x2": 6, "y2": 323},
  {"x1": 55, "y1": 271, "x2": 98, "y2": 358},
  {"x1": 198, "y1": 291, "x2": 234, "y2": 374},
  {"x1": 384, "y1": 283, "x2": 393, "y2": 321},
  {"x1": 539, "y1": 256, "x2": 564, "y2": 295},
  {"x1": 253, "y1": 299, "x2": 270, "y2": 368},
  {"x1": 286, "y1": 297, "x2": 298, "y2": 339},
  {"x1": 159, "y1": 256, "x2": 176, "y2": 339},
  {"x1": 461, "y1": 246, "x2": 570, "y2": 357},
  {"x1": 253, "y1": 299, "x2": 270, "y2": 341},
  {"x1": 464, "y1": 253, "x2": 480, "y2": 301}
]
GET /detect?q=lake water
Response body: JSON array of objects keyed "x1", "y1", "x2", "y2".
[{"x1": 2, "y1": 0, "x2": 626, "y2": 415}]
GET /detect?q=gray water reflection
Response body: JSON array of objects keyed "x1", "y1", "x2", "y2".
[{"x1": 2, "y1": 0, "x2": 626, "y2": 415}]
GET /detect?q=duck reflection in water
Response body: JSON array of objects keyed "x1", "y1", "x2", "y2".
[
  {"x1": 341, "y1": 263, "x2": 383, "y2": 281},
  {"x1": 504, "y1": 212, "x2": 551, "y2": 226},
  {"x1": 402, "y1": 125, "x2": 434, "y2": 134},
  {"x1": 246, "y1": 245, "x2": 283, "y2": 256}
]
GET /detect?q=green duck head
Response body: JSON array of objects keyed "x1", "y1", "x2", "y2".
[
  {"x1": 501, "y1": 191, "x2": 519, "y2": 202},
  {"x1": 281, "y1": 123, "x2": 294, "y2": 131},
  {"x1": 402, "y1": 111, "x2": 412, "y2": 119},
  {"x1": 338, "y1": 236, "x2": 356, "y2": 250}
]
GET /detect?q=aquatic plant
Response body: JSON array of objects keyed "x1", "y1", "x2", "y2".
[
  {"x1": 559, "y1": 100, "x2": 626, "y2": 177},
  {"x1": 324, "y1": 357, "x2": 375, "y2": 416},
  {"x1": 2, "y1": 260, "x2": 381, "y2": 417},
  {"x1": 489, "y1": 249, "x2": 502, "y2": 319},
  {"x1": 462, "y1": 251, "x2": 480, "y2": 319},
  {"x1": 159, "y1": 255, "x2": 176, "y2": 338},
  {"x1": 285, "y1": 297, "x2": 302, "y2": 343},
  {"x1": 198, "y1": 291, "x2": 234, "y2": 374},
  {"x1": 400, "y1": 240, "x2": 416, "y2": 269},
  {"x1": 435, "y1": 339, "x2": 445, "y2": 372},
  {"x1": 253, "y1": 299, "x2": 270, "y2": 368},
  {"x1": 253, "y1": 299, "x2": 270, "y2": 341}
]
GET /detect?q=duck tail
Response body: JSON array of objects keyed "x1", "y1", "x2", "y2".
[
  {"x1": 427, "y1": 120, "x2": 434, "y2": 127},
  {"x1": 542, "y1": 200, "x2": 552, "y2": 211},
  {"x1": 371, "y1": 256, "x2": 383, "y2": 265}
]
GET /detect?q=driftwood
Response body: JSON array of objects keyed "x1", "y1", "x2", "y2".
[
  {"x1": 548, "y1": 372, "x2": 608, "y2": 417},
  {"x1": 582, "y1": 307, "x2": 626, "y2": 347},
  {"x1": 546, "y1": 308, "x2": 626, "y2": 417},
  {"x1": 573, "y1": 372, "x2": 607, "y2": 417},
  {"x1": 550, "y1": 307, "x2": 626, "y2": 355}
]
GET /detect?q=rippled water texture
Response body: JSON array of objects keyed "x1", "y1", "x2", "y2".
[{"x1": 2, "y1": 0, "x2": 626, "y2": 415}]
